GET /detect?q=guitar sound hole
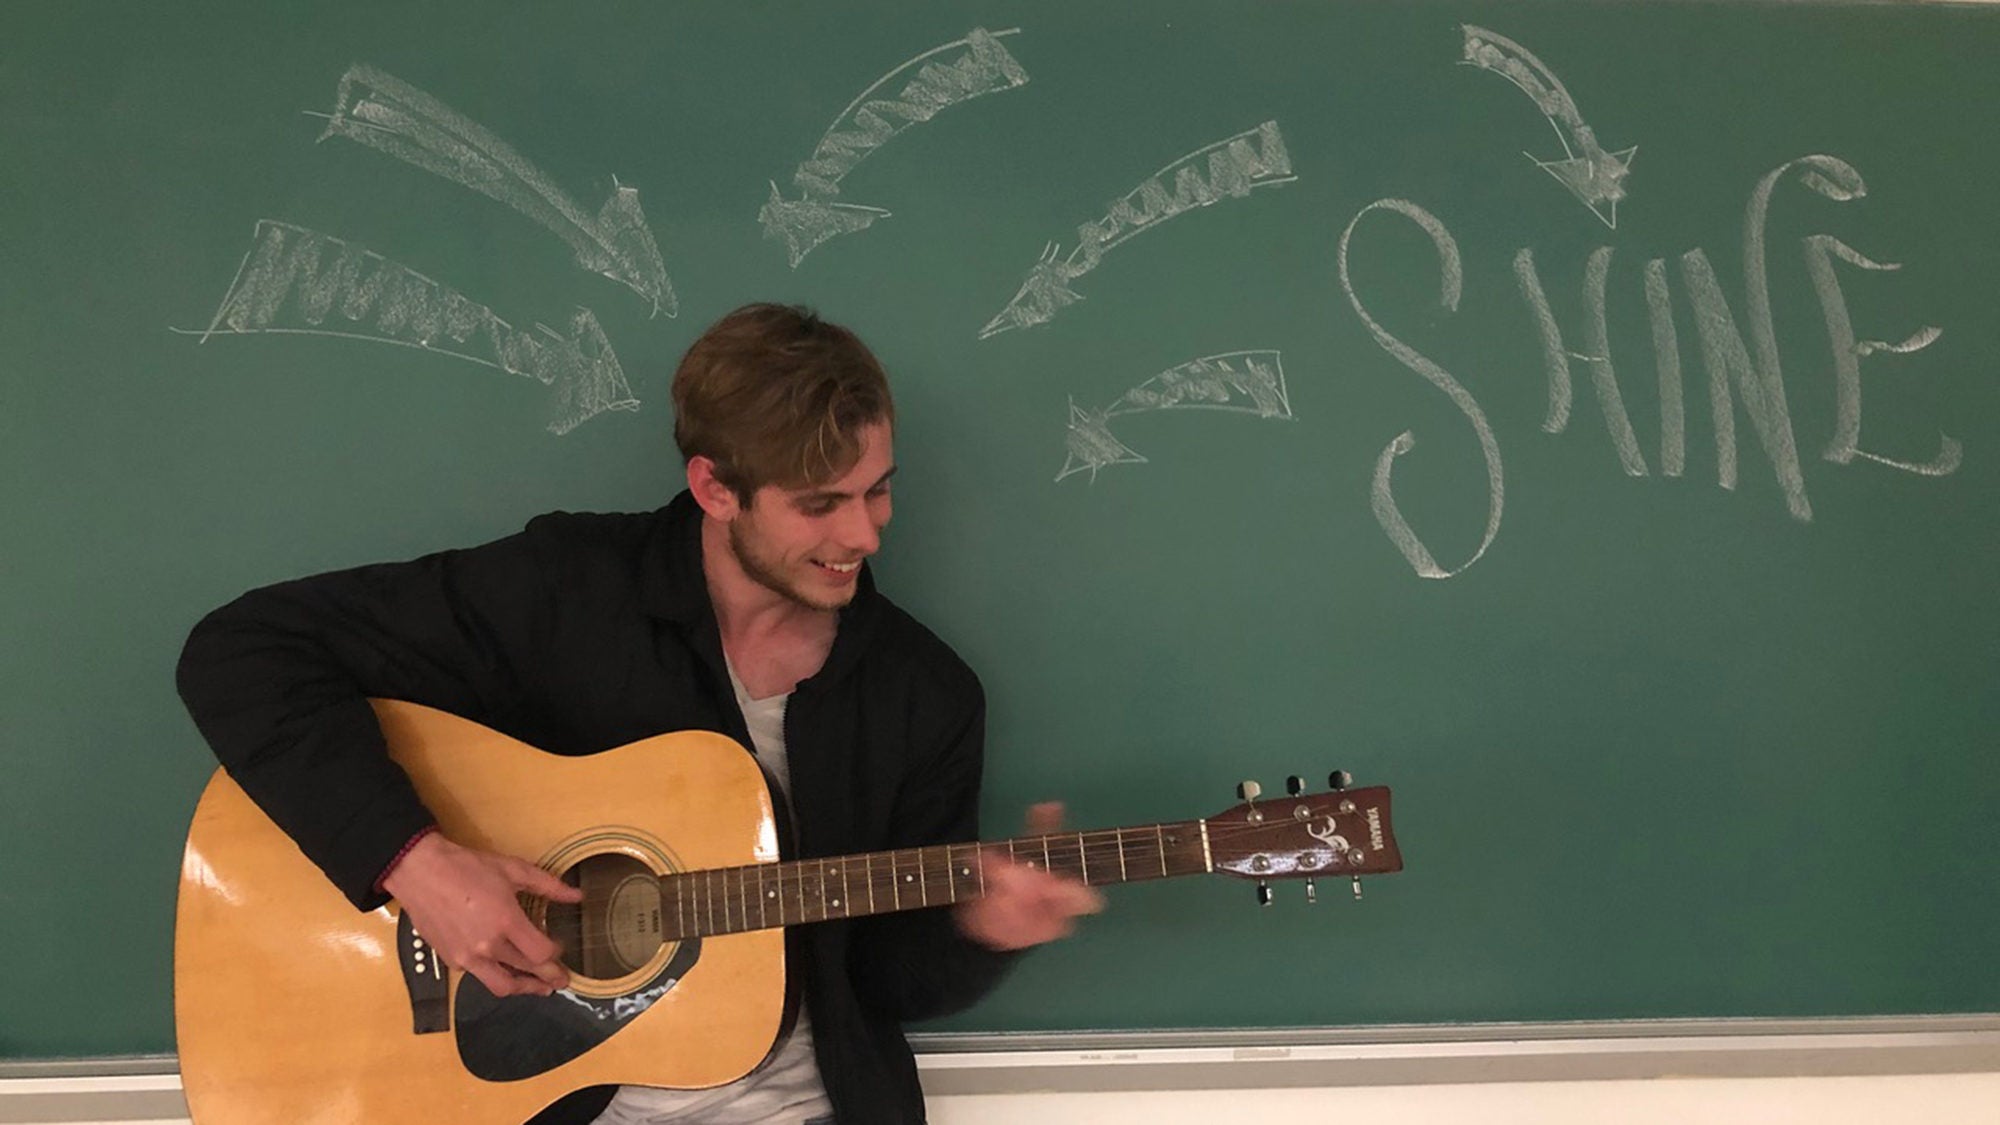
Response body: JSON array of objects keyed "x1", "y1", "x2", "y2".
[{"x1": 544, "y1": 853, "x2": 665, "y2": 981}]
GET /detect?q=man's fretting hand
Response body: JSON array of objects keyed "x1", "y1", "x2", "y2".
[
  {"x1": 380, "y1": 833, "x2": 584, "y2": 997},
  {"x1": 955, "y1": 802, "x2": 1105, "y2": 951}
]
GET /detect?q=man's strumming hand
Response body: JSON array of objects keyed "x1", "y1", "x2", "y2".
[{"x1": 380, "y1": 832, "x2": 584, "y2": 998}]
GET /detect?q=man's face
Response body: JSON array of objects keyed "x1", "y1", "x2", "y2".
[{"x1": 726, "y1": 421, "x2": 895, "y2": 611}]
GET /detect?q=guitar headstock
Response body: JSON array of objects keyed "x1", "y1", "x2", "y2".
[{"x1": 1205, "y1": 776, "x2": 1402, "y2": 894}]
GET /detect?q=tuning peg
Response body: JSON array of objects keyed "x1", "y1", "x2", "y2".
[
  {"x1": 1304, "y1": 878, "x2": 1317, "y2": 904},
  {"x1": 1256, "y1": 881, "x2": 1273, "y2": 907},
  {"x1": 1328, "y1": 770, "x2": 1352, "y2": 791},
  {"x1": 1286, "y1": 775, "x2": 1305, "y2": 795},
  {"x1": 1351, "y1": 877, "x2": 1364, "y2": 901},
  {"x1": 1237, "y1": 780, "x2": 1264, "y2": 822}
]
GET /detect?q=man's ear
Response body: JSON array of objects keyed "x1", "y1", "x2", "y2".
[{"x1": 686, "y1": 456, "x2": 743, "y2": 521}]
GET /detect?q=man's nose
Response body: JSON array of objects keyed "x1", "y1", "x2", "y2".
[{"x1": 837, "y1": 501, "x2": 882, "y2": 556}]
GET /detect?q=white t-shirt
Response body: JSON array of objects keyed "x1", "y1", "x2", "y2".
[{"x1": 590, "y1": 663, "x2": 835, "y2": 1125}]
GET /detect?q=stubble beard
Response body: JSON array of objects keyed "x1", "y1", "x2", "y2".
[{"x1": 728, "y1": 516, "x2": 850, "y2": 612}]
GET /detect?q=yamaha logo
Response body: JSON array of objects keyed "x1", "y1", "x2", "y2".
[{"x1": 1366, "y1": 808, "x2": 1385, "y2": 851}]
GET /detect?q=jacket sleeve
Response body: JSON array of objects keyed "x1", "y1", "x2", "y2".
[
  {"x1": 846, "y1": 669, "x2": 1020, "y2": 1022},
  {"x1": 175, "y1": 526, "x2": 556, "y2": 911}
]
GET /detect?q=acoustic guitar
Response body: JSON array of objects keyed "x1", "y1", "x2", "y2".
[{"x1": 176, "y1": 699, "x2": 1402, "y2": 1125}]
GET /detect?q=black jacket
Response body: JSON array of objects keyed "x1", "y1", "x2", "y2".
[{"x1": 176, "y1": 491, "x2": 1015, "y2": 1124}]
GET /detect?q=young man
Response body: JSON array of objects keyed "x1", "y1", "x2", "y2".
[{"x1": 176, "y1": 303, "x2": 1100, "y2": 1125}]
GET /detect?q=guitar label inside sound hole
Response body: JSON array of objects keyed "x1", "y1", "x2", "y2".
[{"x1": 546, "y1": 853, "x2": 663, "y2": 979}]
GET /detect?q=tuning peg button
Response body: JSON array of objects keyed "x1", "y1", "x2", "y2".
[
  {"x1": 1237, "y1": 780, "x2": 1262, "y2": 801},
  {"x1": 1286, "y1": 775, "x2": 1305, "y2": 795},
  {"x1": 1328, "y1": 771, "x2": 1352, "y2": 791},
  {"x1": 1305, "y1": 878, "x2": 1317, "y2": 904},
  {"x1": 1256, "y1": 881, "x2": 1273, "y2": 907}
]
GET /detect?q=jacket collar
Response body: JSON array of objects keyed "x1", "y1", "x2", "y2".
[{"x1": 641, "y1": 490, "x2": 881, "y2": 687}]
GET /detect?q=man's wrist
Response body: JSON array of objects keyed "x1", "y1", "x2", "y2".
[{"x1": 374, "y1": 824, "x2": 440, "y2": 895}]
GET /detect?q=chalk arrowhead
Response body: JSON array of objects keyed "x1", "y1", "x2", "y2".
[
  {"x1": 583, "y1": 186, "x2": 675, "y2": 317},
  {"x1": 1056, "y1": 402, "x2": 1145, "y2": 483},
  {"x1": 542, "y1": 308, "x2": 638, "y2": 435},
  {"x1": 758, "y1": 185, "x2": 891, "y2": 269},
  {"x1": 1536, "y1": 145, "x2": 1636, "y2": 229},
  {"x1": 981, "y1": 260, "x2": 1085, "y2": 340}
]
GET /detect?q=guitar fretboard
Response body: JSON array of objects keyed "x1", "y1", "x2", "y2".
[{"x1": 657, "y1": 821, "x2": 1209, "y2": 940}]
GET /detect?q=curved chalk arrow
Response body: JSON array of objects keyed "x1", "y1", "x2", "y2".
[
  {"x1": 760, "y1": 28, "x2": 1029, "y2": 268},
  {"x1": 1460, "y1": 25, "x2": 1635, "y2": 229},
  {"x1": 1057, "y1": 351, "x2": 1293, "y2": 482},
  {"x1": 319, "y1": 63, "x2": 675, "y2": 317}
]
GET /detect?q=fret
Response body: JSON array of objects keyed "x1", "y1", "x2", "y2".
[
  {"x1": 1077, "y1": 830, "x2": 1121, "y2": 887},
  {"x1": 1115, "y1": 827, "x2": 1127, "y2": 881},
  {"x1": 728, "y1": 860, "x2": 744, "y2": 932},
  {"x1": 756, "y1": 867, "x2": 768, "y2": 930},
  {"x1": 739, "y1": 866, "x2": 752, "y2": 929},
  {"x1": 1079, "y1": 834, "x2": 1090, "y2": 884},
  {"x1": 950, "y1": 844, "x2": 977, "y2": 902},
  {"x1": 933, "y1": 845, "x2": 957, "y2": 904},
  {"x1": 890, "y1": 850, "x2": 903, "y2": 910},
  {"x1": 1154, "y1": 824, "x2": 1168, "y2": 877},
  {"x1": 1039, "y1": 834, "x2": 1051, "y2": 872}
]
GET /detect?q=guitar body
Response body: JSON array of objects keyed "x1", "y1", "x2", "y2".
[{"x1": 175, "y1": 700, "x2": 787, "y2": 1125}]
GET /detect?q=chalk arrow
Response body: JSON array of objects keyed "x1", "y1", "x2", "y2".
[
  {"x1": 983, "y1": 122, "x2": 1294, "y2": 339},
  {"x1": 320, "y1": 63, "x2": 675, "y2": 316},
  {"x1": 762, "y1": 28, "x2": 1028, "y2": 268},
  {"x1": 189, "y1": 220, "x2": 638, "y2": 435},
  {"x1": 1460, "y1": 25, "x2": 1635, "y2": 229},
  {"x1": 1056, "y1": 351, "x2": 1293, "y2": 482}
]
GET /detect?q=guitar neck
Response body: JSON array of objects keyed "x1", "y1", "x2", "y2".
[{"x1": 656, "y1": 821, "x2": 1209, "y2": 940}]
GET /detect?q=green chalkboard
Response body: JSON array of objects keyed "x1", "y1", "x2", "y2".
[{"x1": 5, "y1": 0, "x2": 1997, "y2": 1060}]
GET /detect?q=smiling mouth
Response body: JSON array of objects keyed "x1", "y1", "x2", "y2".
[{"x1": 812, "y1": 559, "x2": 861, "y2": 575}]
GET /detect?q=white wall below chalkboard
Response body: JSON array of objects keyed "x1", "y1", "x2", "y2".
[
  {"x1": 7, "y1": 1019, "x2": 1999, "y2": 1125},
  {"x1": 5, "y1": 1071, "x2": 2000, "y2": 1125}
]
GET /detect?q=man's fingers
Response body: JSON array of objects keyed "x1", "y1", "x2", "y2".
[
  {"x1": 1024, "y1": 801, "x2": 1065, "y2": 834},
  {"x1": 1060, "y1": 882, "x2": 1107, "y2": 915},
  {"x1": 484, "y1": 934, "x2": 569, "y2": 995},
  {"x1": 507, "y1": 856, "x2": 584, "y2": 903},
  {"x1": 461, "y1": 952, "x2": 547, "y2": 998}
]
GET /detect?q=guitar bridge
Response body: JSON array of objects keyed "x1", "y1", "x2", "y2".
[{"x1": 396, "y1": 909, "x2": 450, "y2": 1034}]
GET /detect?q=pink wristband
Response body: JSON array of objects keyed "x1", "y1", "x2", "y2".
[{"x1": 375, "y1": 824, "x2": 440, "y2": 894}]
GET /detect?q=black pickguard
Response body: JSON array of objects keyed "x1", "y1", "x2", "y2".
[{"x1": 452, "y1": 937, "x2": 702, "y2": 1081}]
